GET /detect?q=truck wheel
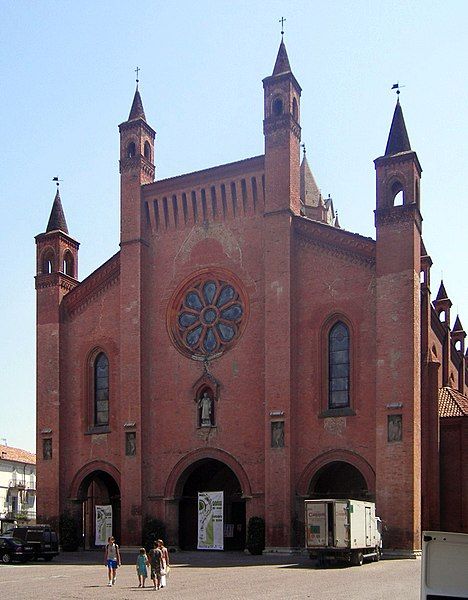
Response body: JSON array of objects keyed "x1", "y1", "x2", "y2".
[
  {"x1": 352, "y1": 551, "x2": 363, "y2": 566},
  {"x1": 374, "y1": 547, "x2": 381, "y2": 562}
]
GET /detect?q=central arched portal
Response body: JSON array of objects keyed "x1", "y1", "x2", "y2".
[
  {"x1": 308, "y1": 461, "x2": 372, "y2": 501},
  {"x1": 178, "y1": 459, "x2": 246, "y2": 550},
  {"x1": 77, "y1": 470, "x2": 121, "y2": 548}
]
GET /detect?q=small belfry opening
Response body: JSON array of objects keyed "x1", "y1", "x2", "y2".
[
  {"x1": 63, "y1": 250, "x2": 75, "y2": 277},
  {"x1": 391, "y1": 181, "x2": 404, "y2": 206},
  {"x1": 144, "y1": 141, "x2": 151, "y2": 160},
  {"x1": 177, "y1": 458, "x2": 245, "y2": 551},
  {"x1": 41, "y1": 249, "x2": 55, "y2": 274},
  {"x1": 273, "y1": 97, "x2": 283, "y2": 116},
  {"x1": 308, "y1": 461, "x2": 371, "y2": 501},
  {"x1": 292, "y1": 96, "x2": 298, "y2": 120},
  {"x1": 127, "y1": 141, "x2": 136, "y2": 158}
]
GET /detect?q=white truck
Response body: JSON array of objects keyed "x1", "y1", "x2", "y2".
[
  {"x1": 421, "y1": 531, "x2": 468, "y2": 599},
  {"x1": 305, "y1": 499, "x2": 382, "y2": 566}
]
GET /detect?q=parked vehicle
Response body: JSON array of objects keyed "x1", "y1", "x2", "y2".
[
  {"x1": 3, "y1": 525, "x2": 59, "y2": 561},
  {"x1": 0, "y1": 536, "x2": 34, "y2": 563},
  {"x1": 305, "y1": 499, "x2": 381, "y2": 566},
  {"x1": 421, "y1": 531, "x2": 468, "y2": 599}
]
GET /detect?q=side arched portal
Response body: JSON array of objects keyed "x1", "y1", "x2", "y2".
[
  {"x1": 74, "y1": 468, "x2": 121, "y2": 548},
  {"x1": 308, "y1": 461, "x2": 371, "y2": 500}
]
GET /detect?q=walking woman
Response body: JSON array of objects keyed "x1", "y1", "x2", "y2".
[{"x1": 158, "y1": 539, "x2": 170, "y2": 588}]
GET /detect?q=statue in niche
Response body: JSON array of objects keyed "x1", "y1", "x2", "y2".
[
  {"x1": 125, "y1": 431, "x2": 136, "y2": 456},
  {"x1": 271, "y1": 421, "x2": 284, "y2": 448},
  {"x1": 198, "y1": 390, "x2": 214, "y2": 427},
  {"x1": 388, "y1": 414, "x2": 402, "y2": 442}
]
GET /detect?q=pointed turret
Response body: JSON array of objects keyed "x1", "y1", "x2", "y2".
[
  {"x1": 436, "y1": 280, "x2": 449, "y2": 301},
  {"x1": 46, "y1": 189, "x2": 69, "y2": 234},
  {"x1": 453, "y1": 315, "x2": 464, "y2": 333},
  {"x1": 334, "y1": 212, "x2": 341, "y2": 228},
  {"x1": 385, "y1": 99, "x2": 411, "y2": 156},
  {"x1": 272, "y1": 39, "x2": 292, "y2": 76},
  {"x1": 128, "y1": 87, "x2": 146, "y2": 121}
]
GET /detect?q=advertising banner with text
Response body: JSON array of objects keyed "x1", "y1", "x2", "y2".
[
  {"x1": 95, "y1": 504, "x2": 113, "y2": 546},
  {"x1": 197, "y1": 491, "x2": 224, "y2": 550}
]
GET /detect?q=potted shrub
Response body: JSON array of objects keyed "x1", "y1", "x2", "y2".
[{"x1": 246, "y1": 516, "x2": 265, "y2": 555}]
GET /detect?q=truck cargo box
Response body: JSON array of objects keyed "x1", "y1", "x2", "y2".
[
  {"x1": 421, "y1": 531, "x2": 468, "y2": 599},
  {"x1": 305, "y1": 499, "x2": 381, "y2": 566}
]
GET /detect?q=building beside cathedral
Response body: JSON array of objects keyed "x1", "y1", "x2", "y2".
[{"x1": 35, "y1": 40, "x2": 467, "y2": 553}]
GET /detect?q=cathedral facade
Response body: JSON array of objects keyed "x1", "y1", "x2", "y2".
[{"x1": 35, "y1": 41, "x2": 468, "y2": 553}]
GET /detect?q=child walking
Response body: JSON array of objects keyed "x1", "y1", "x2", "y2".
[
  {"x1": 136, "y1": 547, "x2": 149, "y2": 588},
  {"x1": 148, "y1": 541, "x2": 162, "y2": 590},
  {"x1": 104, "y1": 536, "x2": 121, "y2": 586}
]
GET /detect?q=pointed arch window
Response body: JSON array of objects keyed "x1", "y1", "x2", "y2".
[
  {"x1": 328, "y1": 322, "x2": 350, "y2": 409},
  {"x1": 63, "y1": 250, "x2": 75, "y2": 277},
  {"x1": 94, "y1": 353, "x2": 109, "y2": 426}
]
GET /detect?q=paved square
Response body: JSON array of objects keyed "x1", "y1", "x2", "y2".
[{"x1": 0, "y1": 551, "x2": 421, "y2": 599}]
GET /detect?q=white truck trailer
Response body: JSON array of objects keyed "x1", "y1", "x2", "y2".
[
  {"x1": 305, "y1": 499, "x2": 381, "y2": 566},
  {"x1": 421, "y1": 531, "x2": 468, "y2": 599}
]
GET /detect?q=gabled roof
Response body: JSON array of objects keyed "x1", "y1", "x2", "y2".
[
  {"x1": 439, "y1": 387, "x2": 468, "y2": 417},
  {"x1": 300, "y1": 154, "x2": 321, "y2": 207},
  {"x1": 128, "y1": 87, "x2": 146, "y2": 121},
  {"x1": 0, "y1": 444, "x2": 36, "y2": 465},
  {"x1": 46, "y1": 189, "x2": 69, "y2": 234},
  {"x1": 272, "y1": 39, "x2": 292, "y2": 76},
  {"x1": 385, "y1": 99, "x2": 411, "y2": 156}
]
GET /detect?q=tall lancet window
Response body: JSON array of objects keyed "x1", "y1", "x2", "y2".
[
  {"x1": 328, "y1": 322, "x2": 350, "y2": 409},
  {"x1": 94, "y1": 353, "x2": 109, "y2": 426}
]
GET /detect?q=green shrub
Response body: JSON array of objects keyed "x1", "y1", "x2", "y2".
[
  {"x1": 246, "y1": 516, "x2": 265, "y2": 555},
  {"x1": 59, "y1": 511, "x2": 81, "y2": 551},
  {"x1": 142, "y1": 517, "x2": 167, "y2": 551}
]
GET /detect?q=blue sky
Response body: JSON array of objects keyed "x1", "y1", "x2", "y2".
[{"x1": 1, "y1": 1, "x2": 467, "y2": 452}]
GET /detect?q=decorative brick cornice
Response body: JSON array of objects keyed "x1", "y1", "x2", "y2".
[
  {"x1": 293, "y1": 216, "x2": 375, "y2": 268},
  {"x1": 263, "y1": 114, "x2": 301, "y2": 140},
  {"x1": 35, "y1": 272, "x2": 79, "y2": 292},
  {"x1": 374, "y1": 203, "x2": 422, "y2": 232},
  {"x1": 35, "y1": 230, "x2": 80, "y2": 249},
  {"x1": 119, "y1": 156, "x2": 155, "y2": 178},
  {"x1": 118, "y1": 117, "x2": 155, "y2": 137},
  {"x1": 62, "y1": 252, "x2": 120, "y2": 316}
]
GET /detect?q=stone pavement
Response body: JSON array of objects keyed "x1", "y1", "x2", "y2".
[{"x1": 0, "y1": 550, "x2": 421, "y2": 599}]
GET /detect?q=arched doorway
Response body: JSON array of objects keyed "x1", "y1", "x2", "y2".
[
  {"x1": 77, "y1": 470, "x2": 121, "y2": 548},
  {"x1": 308, "y1": 461, "x2": 372, "y2": 501},
  {"x1": 178, "y1": 459, "x2": 245, "y2": 550}
]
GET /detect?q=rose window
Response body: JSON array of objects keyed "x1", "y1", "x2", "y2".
[{"x1": 169, "y1": 272, "x2": 247, "y2": 359}]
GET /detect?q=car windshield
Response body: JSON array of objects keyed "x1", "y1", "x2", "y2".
[{"x1": 0, "y1": 537, "x2": 22, "y2": 545}]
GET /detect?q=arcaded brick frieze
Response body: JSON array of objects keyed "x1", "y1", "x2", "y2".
[{"x1": 61, "y1": 252, "x2": 120, "y2": 317}]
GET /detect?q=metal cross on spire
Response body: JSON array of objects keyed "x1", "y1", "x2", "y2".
[
  {"x1": 301, "y1": 143, "x2": 306, "y2": 157},
  {"x1": 52, "y1": 176, "x2": 62, "y2": 188},
  {"x1": 391, "y1": 81, "x2": 405, "y2": 96},
  {"x1": 279, "y1": 17, "x2": 286, "y2": 38},
  {"x1": 135, "y1": 66, "x2": 140, "y2": 88}
]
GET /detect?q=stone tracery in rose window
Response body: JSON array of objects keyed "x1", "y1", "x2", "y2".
[{"x1": 169, "y1": 273, "x2": 247, "y2": 359}]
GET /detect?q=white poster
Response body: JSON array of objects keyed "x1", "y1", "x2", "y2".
[
  {"x1": 95, "y1": 505, "x2": 113, "y2": 546},
  {"x1": 197, "y1": 491, "x2": 224, "y2": 550}
]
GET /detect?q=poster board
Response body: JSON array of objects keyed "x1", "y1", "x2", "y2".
[
  {"x1": 197, "y1": 491, "x2": 223, "y2": 550},
  {"x1": 95, "y1": 505, "x2": 113, "y2": 546}
]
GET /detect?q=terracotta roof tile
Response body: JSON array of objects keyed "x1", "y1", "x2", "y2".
[
  {"x1": 0, "y1": 444, "x2": 36, "y2": 465},
  {"x1": 438, "y1": 387, "x2": 468, "y2": 417}
]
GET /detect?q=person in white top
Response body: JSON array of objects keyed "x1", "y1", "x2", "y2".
[{"x1": 104, "y1": 536, "x2": 121, "y2": 586}]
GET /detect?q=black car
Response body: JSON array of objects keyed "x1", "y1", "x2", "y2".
[
  {"x1": 0, "y1": 536, "x2": 34, "y2": 563},
  {"x1": 4, "y1": 526, "x2": 59, "y2": 561}
]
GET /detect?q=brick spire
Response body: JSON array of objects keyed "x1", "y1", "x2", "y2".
[
  {"x1": 272, "y1": 39, "x2": 292, "y2": 76},
  {"x1": 46, "y1": 189, "x2": 69, "y2": 234},
  {"x1": 435, "y1": 280, "x2": 449, "y2": 301},
  {"x1": 452, "y1": 315, "x2": 464, "y2": 333},
  {"x1": 384, "y1": 98, "x2": 411, "y2": 156},
  {"x1": 128, "y1": 87, "x2": 146, "y2": 121},
  {"x1": 300, "y1": 154, "x2": 321, "y2": 207}
]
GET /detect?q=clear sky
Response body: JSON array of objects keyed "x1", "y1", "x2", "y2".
[{"x1": 1, "y1": 1, "x2": 467, "y2": 452}]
